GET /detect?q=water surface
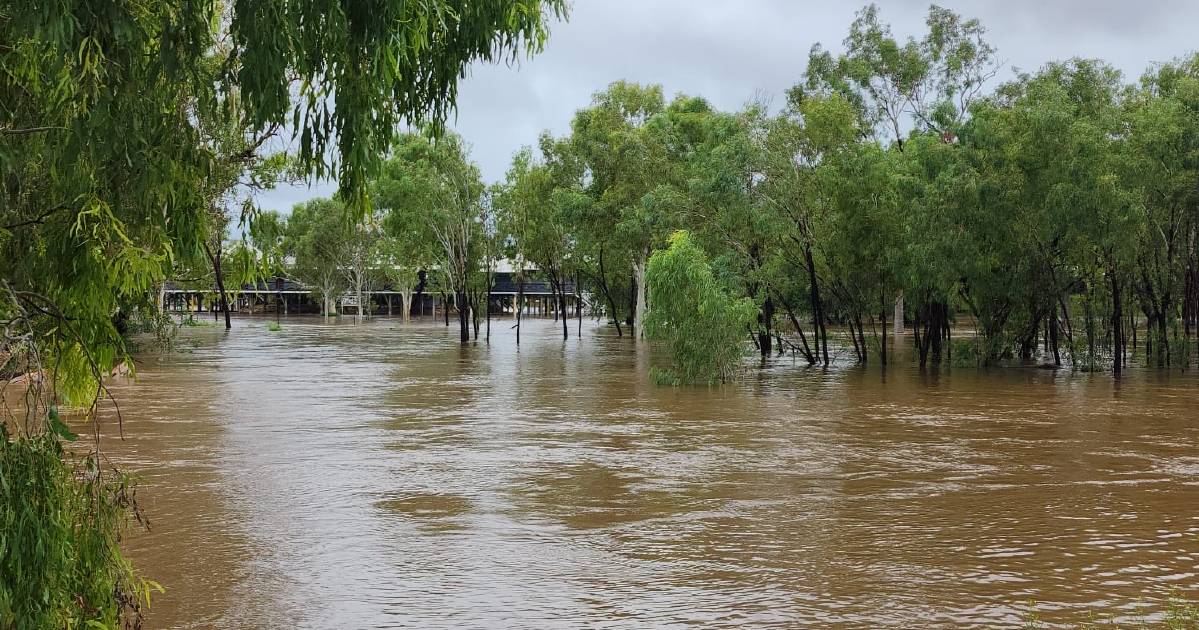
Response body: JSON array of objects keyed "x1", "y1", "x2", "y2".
[{"x1": 97, "y1": 316, "x2": 1199, "y2": 628}]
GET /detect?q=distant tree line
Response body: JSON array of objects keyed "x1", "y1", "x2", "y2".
[
  {"x1": 477, "y1": 5, "x2": 1199, "y2": 381},
  {"x1": 228, "y1": 6, "x2": 1199, "y2": 386}
]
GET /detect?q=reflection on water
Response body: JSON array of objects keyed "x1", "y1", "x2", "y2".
[{"x1": 94, "y1": 316, "x2": 1199, "y2": 628}]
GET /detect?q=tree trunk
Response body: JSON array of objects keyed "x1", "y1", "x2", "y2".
[
  {"x1": 626, "y1": 270, "x2": 636, "y2": 330},
  {"x1": 1084, "y1": 283, "x2": 1096, "y2": 371},
  {"x1": 471, "y1": 293, "x2": 480, "y2": 341},
  {"x1": 1157, "y1": 313, "x2": 1169, "y2": 368},
  {"x1": 848, "y1": 316, "x2": 862, "y2": 362},
  {"x1": 1050, "y1": 311, "x2": 1061, "y2": 366},
  {"x1": 516, "y1": 275, "x2": 524, "y2": 346},
  {"x1": 633, "y1": 251, "x2": 648, "y2": 339},
  {"x1": 778, "y1": 294, "x2": 815, "y2": 365},
  {"x1": 551, "y1": 280, "x2": 559, "y2": 322},
  {"x1": 559, "y1": 288, "x2": 569, "y2": 341},
  {"x1": 757, "y1": 296, "x2": 774, "y2": 358},
  {"x1": 597, "y1": 246, "x2": 622, "y2": 337},
  {"x1": 880, "y1": 305, "x2": 888, "y2": 366},
  {"x1": 204, "y1": 243, "x2": 232, "y2": 331},
  {"x1": 856, "y1": 314, "x2": 868, "y2": 364},
  {"x1": 356, "y1": 280, "x2": 365, "y2": 323},
  {"x1": 456, "y1": 290, "x2": 469, "y2": 342},
  {"x1": 803, "y1": 245, "x2": 828, "y2": 365},
  {"x1": 1109, "y1": 263, "x2": 1123, "y2": 375},
  {"x1": 550, "y1": 273, "x2": 568, "y2": 341}
]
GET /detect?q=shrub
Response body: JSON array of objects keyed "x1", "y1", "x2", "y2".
[
  {"x1": 643, "y1": 231, "x2": 757, "y2": 385},
  {"x1": 0, "y1": 428, "x2": 159, "y2": 628}
]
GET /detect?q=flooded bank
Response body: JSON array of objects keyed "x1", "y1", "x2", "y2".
[{"x1": 96, "y1": 316, "x2": 1199, "y2": 628}]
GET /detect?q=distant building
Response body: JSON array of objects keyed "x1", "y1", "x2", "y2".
[{"x1": 163, "y1": 261, "x2": 582, "y2": 317}]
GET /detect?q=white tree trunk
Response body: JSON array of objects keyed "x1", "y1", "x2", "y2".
[
  {"x1": 400, "y1": 289, "x2": 412, "y2": 323},
  {"x1": 634, "y1": 252, "x2": 648, "y2": 339},
  {"x1": 356, "y1": 281, "x2": 364, "y2": 323},
  {"x1": 894, "y1": 294, "x2": 904, "y2": 336}
]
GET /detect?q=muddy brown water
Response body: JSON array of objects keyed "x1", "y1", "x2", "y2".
[{"x1": 90, "y1": 316, "x2": 1199, "y2": 628}]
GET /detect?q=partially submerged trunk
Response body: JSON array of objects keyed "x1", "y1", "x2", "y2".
[
  {"x1": 548, "y1": 271, "x2": 568, "y2": 341},
  {"x1": 880, "y1": 303, "x2": 888, "y2": 366},
  {"x1": 803, "y1": 245, "x2": 828, "y2": 365},
  {"x1": 633, "y1": 251, "x2": 648, "y2": 339},
  {"x1": 400, "y1": 288, "x2": 413, "y2": 324},
  {"x1": 203, "y1": 242, "x2": 232, "y2": 331},
  {"x1": 597, "y1": 246, "x2": 622, "y2": 337},
  {"x1": 516, "y1": 275, "x2": 524, "y2": 346},
  {"x1": 1109, "y1": 261, "x2": 1124, "y2": 375},
  {"x1": 757, "y1": 295, "x2": 774, "y2": 358},
  {"x1": 778, "y1": 294, "x2": 816, "y2": 365},
  {"x1": 455, "y1": 290, "x2": 469, "y2": 342}
]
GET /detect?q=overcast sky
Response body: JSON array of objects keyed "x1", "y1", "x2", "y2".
[{"x1": 256, "y1": 0, "x2": 1199, "y2": 212}]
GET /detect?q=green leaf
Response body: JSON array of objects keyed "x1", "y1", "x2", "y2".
[{"x1": 47, "y1": 407, "x2": 78, "y2": 443}]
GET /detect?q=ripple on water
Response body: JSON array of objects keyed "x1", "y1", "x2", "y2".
[{"x1": 93, "y1": 317, "x2": 1199, "y2": 629}]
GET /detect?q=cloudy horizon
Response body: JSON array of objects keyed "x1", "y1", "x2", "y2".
[{"x1": 255, "y1": 0, "x2": 1199, "y2": 212}]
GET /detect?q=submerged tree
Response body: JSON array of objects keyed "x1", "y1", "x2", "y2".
[
  {"x1": 494, "y1": 141, "x2": 584, "y2": 341},
  {"x1": 285, "y1": 198, "x2": 350, "y2": 316},
  {"x1": 374, "y1": 132, "x2": 486, "y2": 342},
  {"x1": 570, "y1": 81, "x2": 670, "y2": 337},
  {"x1": 644, "y1": 231, "x2": 757, "y2": 385}
]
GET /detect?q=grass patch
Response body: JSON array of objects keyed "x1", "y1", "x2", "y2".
[{"x1": 267, "y1": 321, "x2": 281, "y2": 332}]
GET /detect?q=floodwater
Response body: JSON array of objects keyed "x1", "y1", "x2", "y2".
[{"x1": 93, "y1": 316, "x2": 1199, "y2": 628}]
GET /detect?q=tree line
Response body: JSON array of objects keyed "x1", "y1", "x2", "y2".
[
  {"x1": 320, "y1": 5, "x2": 1192, "y2": 383},
  {"x1": 202, "y1": 5, "x2": 1198, "y2": 388}
]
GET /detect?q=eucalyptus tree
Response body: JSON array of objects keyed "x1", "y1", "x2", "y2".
[
  {"x1": 757, "y1": 92, "x2": 865, "y2": 365},
  {"x1": 2, "y1": 0, "x2": 566, "y2": 623},
  {"x1": 493, "y1": 166, "x2": 535, "y2": 342},
  {"x1": 473, "y1": 192, "x2": 505, "y2": 342},
  {"x1": 952, "y1": 60, "x2": 1131, "y2": 368},
  {"x1": 189, "y1": 49, "x2": 291, "y2": 330},
  {"x1": 285, "y1": 198, "x2": 353, "y2": 316},
  {"x1": 1124, "y1": 55, "x2": 1199, "y2": 368},
  {"x1": 377, "y1": 220, "x2": 438, "y2": 323},
  {"x1": 569, "y1": 81, "x2": 668, "y2": 336},
  {"x1": 495, "y1": 137, "x2": 587, "y2": 340},
  {"x1": 661, "y1": 100, "x2": 787, "y2": 358},
  {"x1": 343, "y1": 219, "x2": 385, "y2": 322},
  {"x1": 818, "y1": 142, "x2": 904, "y2": 365},
  {"x1": 373, "y1": 132, "x2": 486, "y2": 342},
  {"x1": 802, "y1": 3, "x2": 1000, "y2": 365},
  {"x1": 247, "y1": 209, "x2": 290, "y2": 276}
]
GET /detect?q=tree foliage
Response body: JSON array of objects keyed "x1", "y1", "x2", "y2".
[
  {"x1": 372, "y1": 132, "x2": 487, "y2": 341},
  {"x1": 1, "y1": 0, "x2": 566, "y2": 624},
  {"x1": 643, "y1": 231, "x2": 757, "y2": 385}
]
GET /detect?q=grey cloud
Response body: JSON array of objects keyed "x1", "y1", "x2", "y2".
[{"x1": 255, "y1": 0, "x2": 1199, "y2": 212}]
